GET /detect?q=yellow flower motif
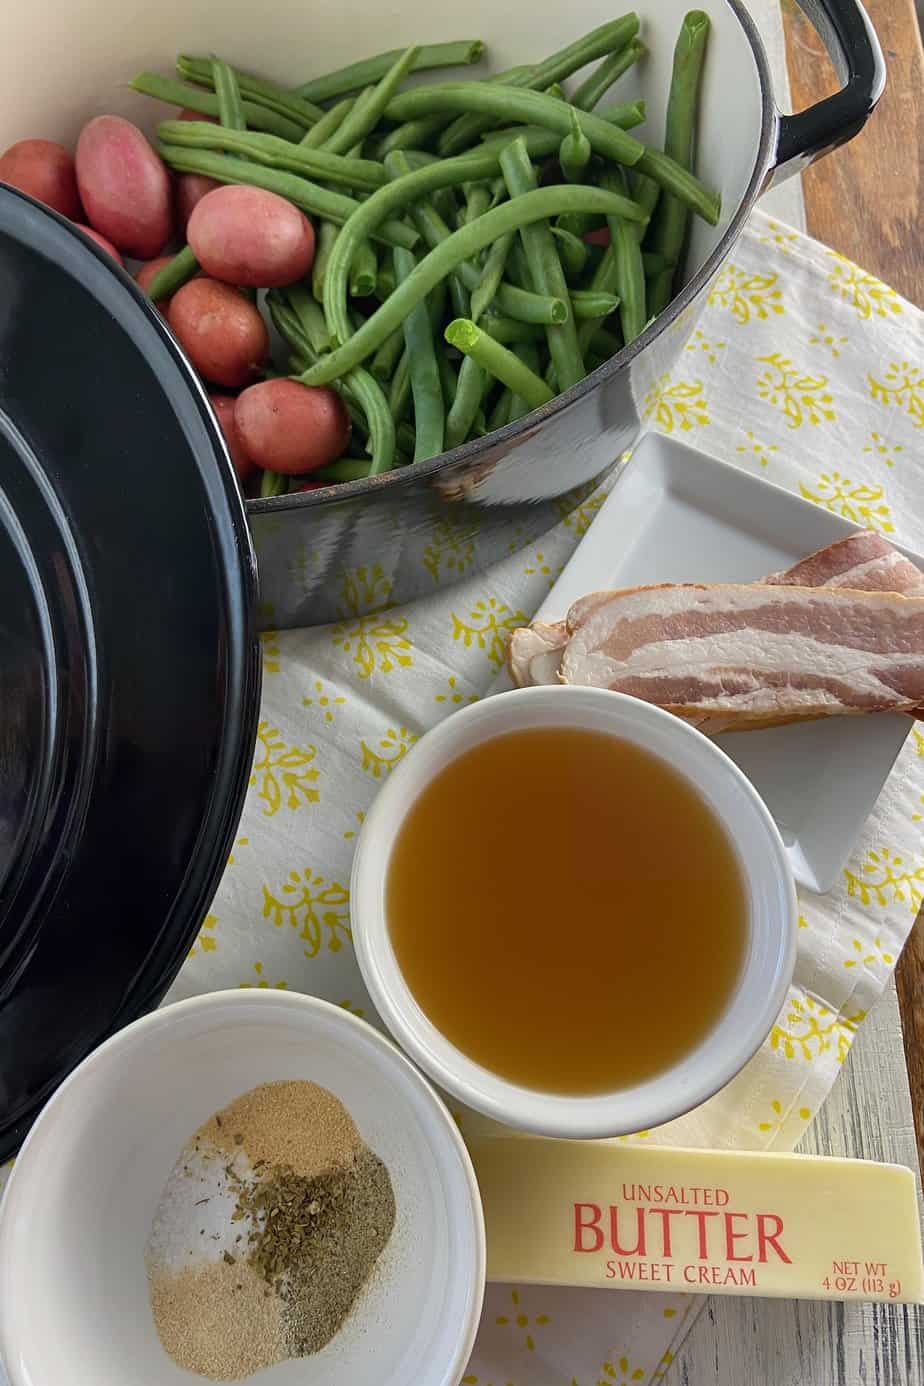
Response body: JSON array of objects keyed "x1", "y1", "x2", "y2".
[
  {"x1": 808, "y1": 323, "x2": 848, "y2": 359},
  {"x1": 868, "y1": 361, "x2": 924, "y2": 430},
  {"x1": 249, "y1": 721, "x2": 319, "y2": 817},
  {"x1": 912, "y1": 794, "x2": 924, "y2": 823},
  {"x1": 343, "y1": 810, "x2": 366, "y2": 840},
  {"x1": 827, "y1": 251, "x2": 902, "y2": 320},
  {"x1": 462, "y1": 1377, "x2": 515, "y2": 1386},
  {"x1": 189, "y1": 911, "x2": 218, "y2": 957},
  {"x1": 757, "y1": 220, "x2": 798, "y2": 256},
  {"x1": 228, "y1": 836, "x2": 249, "y2": 866},
  {"x1": 798, "y1": 472, "x2": 893, "y2": 532},
  {"x1": 663, "y1": 1307, "x2": 677, "y2": 1318},
  {"x1": 555, "y1": 488, "x2": 606, "y2": 536},
  {"x1": 756, "y1": 353, "x2": 835, "y2": 429},
  {"x1": 332, "y1": 612, "x2": 413, "y2": 679},
  {"x1": 361, "y1": 726, "x2": 418, "y2": 779},
  {"x1": 239, "y1": 961, "x2": 288, "y2": 990},
  {"x1": 494, "y1": 1288, "x2": 550, "y2": 1351},
  {"x1": 260, "y1": 629, "x2": 281, "y2": 674},
  {"x1": 523, "y1": 549, "x2": 560, "y2": 588},
  {"x1": 451, "y1": 597, "x2": 528, "y2": 669},
  {"x1": 339, "y1": 563, "x2": 393, "y2": 616},
  {"x1": 770, "y1": 994, "x2": 866, "y2": 1063},
  {"x1": 422, "y1": 516, "x2": 477, "y2": 582},
  {"x1": 758, "y1": 1097, "x2": 812, "y2": 1133},
  {"x1": 615, "y1": 1129, "x2": 651, "y2": 1141},
  {"x1": 844, "y1": 935, "x2": 894, "y2": 968},
  {"x1": 685, "y1": 327, "x2": 727, "y2": 363},
  {"x1": 287, "y1": 543, "x2": 322, "y2": 590},
  {"x1": 435, "y1": 676, "x2": 479, "y2": 708},
  {"x1": 915, "y1": 727, "x2": 924, "y2": 757},
  {"x1": 862, "y1": 430, "x2": 904, "y2": 469},
  {"x1": 644, "y1": 373, "x2": 710, "y2": 433},
  {"x1": 735, "y1": 429, "x2": 778, "y2": 467},
  {"x1": 262, "y1": 868, "x2": 351, "y2": 957},
  {"x1": 845, "y1": 847, "x2": 924, "y2": 912},
  {"x1": 338, "y1": 999, "x2": 365, "y2": 1018},
  {"x1": 582, "y1": 1358, "x2": 645, "y2": 1384},
  {"x1": 798, "y1": 914, "x2": 810, "y2": 929},
  {"x1": 652, "y1": 1350, "x2": 675, "y2": 1380},
  {"x1": 302, "y1": 679, "x2": 346, "y2": 724},
  {"x1": 708, "y1": 263, "x2": 784, "y2": 324}
]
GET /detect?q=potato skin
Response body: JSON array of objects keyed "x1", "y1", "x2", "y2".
[
  {"x1": 74, "y1": 223, "x2": 123, "y2": 264},
  {"x1": 187, "y1": 185, "x2": 314, "y2": 288},
  {"x1": 168, "y1": 279, "x2": 269, "y2": 389},
  {"x1": 75, "y1": 115, "x2": 172, "y2": 258},
  {"x1": 234, "y1": 380, "x2": 350, "y2": 474},
  {"x1": 208, "y1": 393, "x2": 255, "y2": 482},
  {"x1": 0, "y1": 139, "x2": 82, "y2": 218}
]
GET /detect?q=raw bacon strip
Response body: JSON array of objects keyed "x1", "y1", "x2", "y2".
[
  {"x1": 558, "y1": 583, "x2": 924, "y2": 733},
  {"x1": 506, "y1": 532, "x2": 924, "y2": 689}
]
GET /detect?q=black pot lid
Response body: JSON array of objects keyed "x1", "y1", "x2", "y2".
[{"x1": 0, "y1": 187, "x2": 260, "y2": 1160}]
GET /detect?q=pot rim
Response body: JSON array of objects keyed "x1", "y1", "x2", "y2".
[{"x1": 248, "y1": 0, "x2": 777, "y2": 515}]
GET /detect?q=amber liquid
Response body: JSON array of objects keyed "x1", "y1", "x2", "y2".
[{"x1": 386, "y1": 727, "x2": 747, "y2": 1094}]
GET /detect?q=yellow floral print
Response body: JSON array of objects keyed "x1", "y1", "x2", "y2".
[
  {"x1": 342, "y1": 810, "x2": 365, "y2": 840},
  {"x1": 868, "y1": 361, "x2": 924, "y2": 429},
  {"x1": 452, "y1": 597, "x2": 528, "y2": 669},
  {"x1": 808, "y1": 323, "x2": 848, "y2": 359},
  {"x1": 577, "y1": 1358, "x2": 645, "y2": 1384},
  {"x1": 756, "y1": 353, "x2": 835, "y2": 429},
  {"x1": 435, "y1": 676, "x2": 479, "y2": 707},
  {"x1": 555, "y1": 487, "x2": 606, "y2": 536},
  {"x1": 708, "y1": 263, "x2": 784, "y2": 324},
  {"x1": 422, "y1": 516, "x2": 477, "y2": 582},
  {"x1": 770, "y1": 994, "x2": 866, "y2": 1063},
  {"x1": 338, "y1": 999, "x2": 365, "y2": 1018},
  {"x1": 735, "y1": 430, "x2": 778, "y2": 467},
  {"x1": 757, "y1": 220, "x2": 798, "y2": 256},
  {"x1": 260, "y1": 629, "x2": 281, "y2": 674},
  {"x1": 302, "y1": 679, "x2": 346, "y2": 724},
  {"x1": 240, "y1": 962, "x2": 288, "y2": 990},
  {"x1": 339, "y1": 563, "x2": 393, "y2": 616},
  {"x1": 862, "y1": 430, "x2": 904, "y2": 469},
  {"x1": 644, "y1": 373, "x2": 710, "y2": 433},
  {"x1": 844, "y1": 935, "x2": 894, "y2": 969},
  {"x1": 615, "y1": 1130, "x2": 651, "y2": 1142},
  {"x1": 361, "y1": 726, "x2": 418, "y2": 779},
  {"x1": 249, "y1": 721, "x2": 319, "y2": 817},
  {"x1": 494, "y1": 1289, "x2": 549, "y2": 1352},
  {"x1": 652, "y1": 1351, "x2": 675, "y2": 1380},
  {"x1": 758, "y1": 1098, "x2": 811, "y2": 1133},
  {"x1": 915, "y1": 727, "x2": 924, "y2": 758},
  {"x1": 685, "y1": 327, "x2": 727, "y2": 364},
  {"x1": 523, "y1": 549, "x2": 559, "y2": 588},
  {"x1": 799, "y1": 472, "x2": 893, "y2": 532},
  {"x1": 798, "y1": 914, "x2": 810, "y2": 929},
  {"x1": 189, "y1": 911, "x2": 218, "y2": 957},
  {"x1": 827, "y1": 252, "x2": 902, "y2": 320},
  {"x1": 845, "y1": 847, "x2": 924, "y2": 912},
  {"x1": 228, "y1": 836, "x2": 249, "y2": 866},
  {"x1": 462, "y1": 1377, "x2": 515, "y2": 1386},
  {"x1": 262, "y1": 868, "x2": 351, "y2": 957}
]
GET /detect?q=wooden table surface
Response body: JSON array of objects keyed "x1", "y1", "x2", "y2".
[{"x1": 783, "y1": 0, "x2": 924, "y2": 1175}]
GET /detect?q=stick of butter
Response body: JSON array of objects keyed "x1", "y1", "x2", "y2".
[{"x1": 469, "y1": 1136, "x2": 924, "y2": 1303}]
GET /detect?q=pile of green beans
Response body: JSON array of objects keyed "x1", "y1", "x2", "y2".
[{"x1": 134, "y1": 10, "x2": 714, "y2": 488}]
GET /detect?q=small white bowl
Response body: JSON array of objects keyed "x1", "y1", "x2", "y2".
[
  {"x1": 0, "y1": 990, "x2": 485, "y2": 1386},
  {"x1": 352, "y1": 686, "x2": 797, "y2": 1139}
]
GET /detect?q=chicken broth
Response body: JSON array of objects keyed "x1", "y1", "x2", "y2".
[{"x1": 386, "y1": 726, "x2": 747, "y2": 1094}]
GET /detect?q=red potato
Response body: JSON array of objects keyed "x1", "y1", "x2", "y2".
[
  {"x1": 0, "y1": 139, "x2": 82, "y2": 218},
  {"x1": 176, "y1": 172, "x2": 220, "y2": 232},
  {"x1": 187, "y1": 185, "x2": 314, "y2": 289},
  {"x1": 168, "y1": 278, "x2": 268, "y2": 389},
  {"x1": 208, "y1": 393, "x2": 255, "y2": 482},
  {"x1": 134, "y1": 256, "x2": 173, "y2": 310},
  {"x1": 75, "y1": 115, "x2": 172, "y2": 258},
  {"x1": 584, "y1": 227, "x2": 610, "y2": 247},
  {"x1": 75, "y1": 223, "x2": 123, "y2": 265},
  {"x1": 178, "y1": 108, "x2": 219, "y2": 124},
  {"x1": 235, "y1": 379, "x2": 350, "y2": 474}
]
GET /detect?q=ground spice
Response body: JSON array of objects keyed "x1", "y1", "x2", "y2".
[{"x1": 146, "y1": 1080, "x2": 396, "y2": 1381}]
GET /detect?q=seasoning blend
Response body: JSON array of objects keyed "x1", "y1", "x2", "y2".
[{"x1": 146, "y1": 1080, "x2": 396, "y2": 1381}]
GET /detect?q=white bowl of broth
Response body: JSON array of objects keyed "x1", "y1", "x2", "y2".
[{"x1": 351, "y1": 686, "x2": 797, "y2": 1138}]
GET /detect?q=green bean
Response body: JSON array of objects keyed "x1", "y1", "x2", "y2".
[
  {"x1": 268, "y1": 295, "x2": 370, "y2": 436},
  {"x1": 325, "y1": 47, "x2": 420, "y2": 156},
  {"x1": 211, "y1": 58, "x2": 246, "y2": 131},
  {"x1": 178, "y1": 55, "x2": 323, "y2": 126},
  {"x1": 464, "y1": 182, "x2": 491, "y2": 224},
  {"x1": 345, "y1": 366, "x2": 396, "y2": 473},
  {"x1": 576, "y1": 235, "x2": 622, "y2": 355},
  {"x1": 300, "y1": 96, "x2": 355, "y2": 148},
  {"x1": 384, "y1": 148, "x2": 469, "y2": 319},
  {"x1": 603, "y1": 167, "x2": 646, "y2": 343},
  {"x1": 647, "y1": 10, "x2": 711, "y2": 315},
  {"x1": 375, "y1": 264, "x2": 396, "y2": 300},
  {"x1": 312, "y1": 456, "x2": 376, "y2": 482},
  {"x1": 549, "y1": 225, "x2": 588, "y2": 279},
  {"x1": 146, "y1": 244, "x2": 199, "y2": 302},
  {"x1": 508, "y1": 343, "x2": 542, "y2": 421},
  {"x1": 479, "y1": 99, "x2": 647, "y2": 152},
  {"x1": 283, "y1": 283, "x2": 333, "y2": 354},
  {"x1": 591, "y1": 324, "x2": 622, "y2": 357},
  {"x1": 313, "y1": 221, "x2": 339, "y2": 301},
  {"x1": 436, "y1": 347, "x2": 459, "y2": 411},
  {"x1": 499, "y1": 138, "x2": 584, "y2": 389},
  {"x1": 555, "y1": 210, "x2": 603, "y2": 239},
  {"x1": 260, "y1": 470, "x2": 288, "y2": 497},
  {"x1": 310, "y1": 182, "x2": 645, "y2": 385},
  {"x1": 487, "y1": 386, "x2": 513, "y2": 431},
  {"x1": 371, "y1": 327, "x2": 404, "y2": 380},
  {"x1": 629, "y1": 168, "x2": 661, "y2": 240},
  {"x1": 156, "y1": 120, "x2": 386, "y2": 191},
  {"x1": 350, "y1": 240, "x2": 379, "y2": 297},
  {"x1": 470, "y1": 231, "x2": 513, "y2": 322},
  {"x1": 559, "y1": 108, "x2": 592, "y2": 182},
  {"x1": 388, "y1": 349, "x2": 411, "y2": 423},
  {"x1": 570, "y1": 289, "x2": 620, "y2": 320},
  {"x1": 371, "y1": 64, "x2": 536, "y2": 157},
  {"x1": 642, "y1": 250, "x2": 669, "y2": 274},
  {"x1": 294, "y1": 40, "x2": 485, "y2": 103},
  {"x1": 481, "y1": 315, "x2": 545, "y2": 345},
  {"x1": 436, "y1": 15, "x2": 640, "y2": 156},
  {"x1": 445, "y1": 319, "x2": 553, "y2": 409},
  {"x1": 393, "y1": 421, "x2": 416, "y2": 457},
  {"x1": 572, "y1": 39, "x2": 644, "y2": 111},
  {"x1": 157, "y1": 144, "x2": 418, "y2": 248},
  {"x1": 131, "y1": 73, "x2": 304, "y2": 142},
  {"x1": 444, "y1": 354, "x2": 485, "y2": 448}
]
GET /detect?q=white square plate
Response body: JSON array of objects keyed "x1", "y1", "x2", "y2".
[{"x1": 500, "y1": 434, "x2": 919, "y2": 894}]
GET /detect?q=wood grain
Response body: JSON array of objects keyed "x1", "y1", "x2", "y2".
[{"x1": 784, "y1": 0, "x2": 924, "y2": 1180}]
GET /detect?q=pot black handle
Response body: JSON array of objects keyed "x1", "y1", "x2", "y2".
[{"x1": 770, "y1": 0, "x2": 885, "y2": 183}]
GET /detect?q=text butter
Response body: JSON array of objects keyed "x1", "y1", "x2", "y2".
[{"x1": 470, "y1": 1137, "x2": 924, "y2": 1303}]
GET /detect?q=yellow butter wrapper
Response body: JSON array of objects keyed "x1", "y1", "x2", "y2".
[{"x1": 470, "y1": 1137, "x2": 924, "y2": 1303}]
